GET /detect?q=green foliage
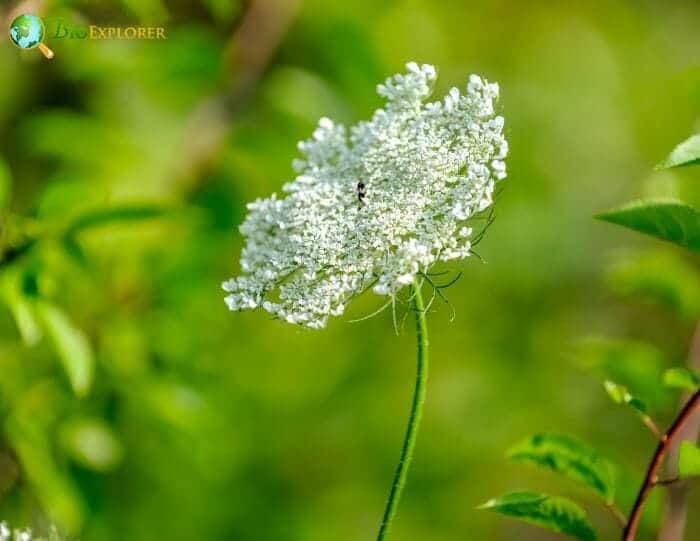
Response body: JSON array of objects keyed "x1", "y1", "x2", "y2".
[
  {"x1": 479, "y1": 492, "x2": 596, "y2": 541},
  {"x1": 605, "y1": 250, "x2": 700, "y2": 320},
  {"x1": 507, "y1": 434, "x2": 616, "y2": 502},
  {"x1": 595, "y1": 199, "x2": 700, "y2": 252},
  {"x1": 201, "y1": 0, "x2": 242, "y2": 23},
  {"x1": 34, "y1": 302, "x2": 95, "y2": 397},
  {"x1": 42, "y1": 527, "x2": 68, "y2": 541},
  {"x1": 1, "y1": 269, "x2": 42, "y2": 345},
  {"x1": 58, "y1": 418, "x2": 124, "y2": 472},
  {"x1": 63, "y1": 204, "x2": 171, "y2": 237},
  {"x1": 603, "y1": 380, "x2": 648, "y2": 415},
  {"x1": 575, "y1": 337, "x2": 671, "y2": 411},
  {"x1": 59, "y1": 204, "x2": 172, "y2": 265},
  {"x1": 45, "y1": 528, "x2": 68, "y2": 541},
  {"x1": 5, "y1": 386, "x2": 85, "y2": 533},
  {"x1": 0, "y1": 155, "x2": 12, "y2": 210},
  {"x1": 678, "y1": 441, "x2": 700, "y2": 479},
  {"x1": 656, "y1": 134, "x2": 700, "y2": 169},
  {"x1": 663, "y1": 367, "x2": 700, "y2": 393}
]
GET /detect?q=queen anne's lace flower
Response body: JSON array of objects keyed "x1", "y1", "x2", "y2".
[
  {"x1": 0, "y1": 523, "x2": 64, "y2": 541},
  {"x1": 223, "y1": 62, "x2": 508, "y2": 328}
]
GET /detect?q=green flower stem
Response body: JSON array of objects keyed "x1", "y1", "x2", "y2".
[{"x1": 377, "y1": 279, "x2": 429, "y2": 541}]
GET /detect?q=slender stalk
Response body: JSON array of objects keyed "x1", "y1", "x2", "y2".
[
  {"x1": 623, "y1": 389, "x2": 700, "y2": 541},
  {"x1": 605, "y1": 502, "x2": 627, "y2": 530},
  {"x1": 657, "y1": 322, "x2": 700, "y2": 541},
  {"x1": 642, "y1": 416, "x2": 664, "y2": 441},
  {"x1": 655, "y1": 478, "x2": 681, "y2": 487},
  {"x1": 376, "y1": 280, "x2": 429, "y2": 541}
]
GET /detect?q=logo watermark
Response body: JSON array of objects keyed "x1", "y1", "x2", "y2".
[
  {"x1": 8, "y1": 13, "x2": 167, "y2": 59},
  {"x1": 9, "y1": 14, "x2": 53, "y2": 58},
  {"x1": 52, "y1": 20, "x2": 167, "y2": 41}
]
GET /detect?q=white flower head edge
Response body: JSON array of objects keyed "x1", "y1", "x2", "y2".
[
  {"x1": 0, "y1": 522, "x2": 65, "y2": 541},
  {"x1": 223, "y1": 62, "x2": 508, "y2": 329}
]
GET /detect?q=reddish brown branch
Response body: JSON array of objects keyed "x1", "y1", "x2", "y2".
[
  {"x1": 655, "y1": 477, "x2": 681, "y2": 487},
  {"x1": 623, "y1": 390, "x2": 700, "y2": 541},
  {"x1": 657, "y1": 323, "x2": 700, "y2": 541}
]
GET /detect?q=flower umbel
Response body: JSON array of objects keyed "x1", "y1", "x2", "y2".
[
  {"x1": 0, "y1": 523, "x2": 64, "y2": 541},
  {"x1": 223, "y1": 62, "x2": 508, "y2": 328}
]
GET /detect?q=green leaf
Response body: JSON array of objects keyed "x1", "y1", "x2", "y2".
[
  {"x1": 65, "y1": 203, "x2": 170, "y2": 237},
  {"x1": 656, "y1": 134, "x2": 700, "y2": 169},
  {"x1": 575, "y1": 337, "x2": 671, "y2": 411},
  {"x1": 508, "y1": 434, "x2": 616, "y2": 502},
  {"x1": 604, "y1": 381, "x2": 648, "y2": 415},
  {"x1": 595, "y1": 199, "x2": 700, "y2": 252},
  {"x1": 1, "y1": 269, "x2": 42, "y2": 346},
  {"x1": 35, "y1": 302, "x2": 95, "y2": 397},
  {"x1": 605, "y1": 250, "x2": 700, "y2": 321},
  {"x1": 59, "y1": 418, "x2": 124, "y2": 472},
  {"x1": 5, "y1": 391, "x2": 85, "y2": 534},
  {"x1": 61, "y1": 236, "x2": 88, "y2": 268},
  {"x1": 479, "y1": 492, "x2": 596, "y2": 541},
  {"x1": 678, "y1": 441, "x2": 700, "y2": 478},
  {"x1": 663, "y1": 368, "x2": 700, "y2": 393}
]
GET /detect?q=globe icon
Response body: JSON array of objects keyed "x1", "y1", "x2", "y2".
[{"x1": 9, "y1": 14, "x2": 54, "y2": 58}]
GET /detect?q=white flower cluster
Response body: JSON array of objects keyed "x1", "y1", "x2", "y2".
[
  {"x1": 0, "y1": 523, "x2": 63, "y2": 541},
  {"x1": 223, "y1": 62, "x2": 507, "y2": 328}
]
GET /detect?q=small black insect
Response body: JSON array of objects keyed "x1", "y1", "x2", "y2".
[{"x1": 357, "y1": 181, "x2": 367, "y2": 205}]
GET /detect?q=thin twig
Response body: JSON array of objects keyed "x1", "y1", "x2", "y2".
[
  {"x1": 606, "y1": 501, "x2": 627, "y2": 529},
  {"x1": 657, "y1": 322, "x2": 700, "y2": 541},
  {"x1": 623, "y1": 390, "x2": 700, "y2": 541},
  {"x1": 655, "y1": 477, "x2": 681, "y2": 487},
  {"x1": 656, "y1": 475, "x2": 699, "y2": 487},
  {"x1": 642, "y1": 416, "x2": 665, "y2": 442}
]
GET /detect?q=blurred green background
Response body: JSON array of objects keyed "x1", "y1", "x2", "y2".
[{"x1": 0, "y1": 0, "x2": 699, "y2": 540}]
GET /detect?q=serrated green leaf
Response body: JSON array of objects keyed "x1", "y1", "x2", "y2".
[
  {"x1": 479, "y1": 492, "x2": 596, "y2": 541},
  {"x1": 65, "y1": 204, "x2": 170, "y2": 237},
  {"x1": 604, "y1": 381, "x2": 648, "y2": 415},
  {"x1": 508, "y1": 434, "x2": 616, "y2": 501},
  {"x1": 35, "y1": 302, "x2": 95, "y2": 397},
  {"x1": 656, "y1": 134, "x2": 700, "y2": 169},
  {"x1": 596, "y1": 199, "x2": 700, "y2": 252},
  {"x1": 663, "y1": 368, "x2": 700, "y2": 393},
  {"x1": 678, "y1": 441, "x2": 700, "y2": 479}
]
